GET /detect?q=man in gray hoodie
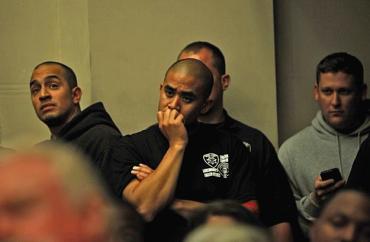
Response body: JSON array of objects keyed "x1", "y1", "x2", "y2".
[{"x1": 278, "y1": 52, "x2": 370, "y2": 237}]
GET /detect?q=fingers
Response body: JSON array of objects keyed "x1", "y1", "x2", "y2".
[
  {"x1": 315, "y1": 177, "x2": 335, "y2": 190},
  {"x1": 157, "y1": 110, "x2": 164, "y2": 125},
  {"x1": 137, "y1": 163, "x2": 154, "y2": 174},
  {"x1": 314, "y1": 175, "x2": 346, "y2": 201},
  {"x1": 158, "y1": 109, "x2": 182, "y2": 123},
  {"x1": 164, "y1": 109, "x2": 180, "y2": 124},
  {"x1": 157, "y1": 109, "x2": 185, "y2": 134},
  {"x1": 333, "y1": 179, "x2": 346, "y2": 189},
  {"x1": 131, "y1": 164, "x2": 154, "y2": 181}
]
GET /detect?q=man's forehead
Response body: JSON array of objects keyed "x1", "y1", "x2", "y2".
[
  {"x1": 319, "y1": 71, "x2": 355, "y2": 83},
  {"x1": 31, "y1": 64, "x2": 64, "y2": 78},
  {"x1": 0, "y1": 154, "x2": 53, "y2": 175},
  {"x1": 164, "y1": 73, "x2": 201, "y2": 92},
  {"x1": 324, "y1": 192, "x2": 370, "y2": 216},
  {"x1": 0, "y1": 155, "x2": 59, "y2": 193}
]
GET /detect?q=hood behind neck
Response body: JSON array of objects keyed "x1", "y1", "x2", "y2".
[{"x1": 56, "y1": 102, "x2": 121, "y2": 140}]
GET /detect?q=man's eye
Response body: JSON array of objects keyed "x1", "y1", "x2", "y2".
[
  {"x1": 165, "y1": 88, "x2": 175, "y2": 97},
  {"x1": 181, "y1": 96, "x2": 194, "y2": 103},
  {"x1": 48, "y1": 83, "x2": 59, "y2": 89},
  {"x1": 329, "y1": 216, "x2": 348, "y2": 228},
  {"x1": 321, "y1": 89, "x2": 332, "y2": 95},
  {"x1": 338, "y1": 90, "x2": 351, "y2": 95},
  {"x1": 30, "y1": 86, "x2": 40, "y2": 95}
]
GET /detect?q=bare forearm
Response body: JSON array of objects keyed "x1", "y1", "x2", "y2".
[
  {"x1": 123, "y1": 145, "x2": 185, "y2": 220},
  {"x1": 270, "y1": 222, "x2": 293, "y2": 242},
  {"x1": 171, "y1": 199, "x2": 205, "y2": 220}
]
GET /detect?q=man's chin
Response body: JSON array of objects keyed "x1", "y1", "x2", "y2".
[
  {"x1": 40, "y1": 114, "x2": 65, "y2": 128},
  {"x1": 327, "y1": 119, "x2": 355, "y2": 133}
]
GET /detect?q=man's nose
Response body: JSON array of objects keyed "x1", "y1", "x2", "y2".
[
  {"x1": 168, "y1": 96, "x2": 180, "y2": 111},
  {"x1": 341, "y1": 225, "x2": 356, "y2": 242},
  {"x1": 331, "y1": 92, "x2": 341, "y2": 106},
  {"x1": 39, "y1": 87, "x2": 51, "y2": 100}
]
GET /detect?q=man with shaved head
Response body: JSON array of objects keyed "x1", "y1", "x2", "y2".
[
  {"x1": 107, "y1": 58, "x2": 259, "y2": 242},
  {"x1": 29, "y1": 61, "x2": 121, "y2": 190}
]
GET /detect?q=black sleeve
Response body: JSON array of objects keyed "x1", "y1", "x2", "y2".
[
  {"x1": 103, "y1": 135, "x2": 142, "y2": 199},
  {"x1": 227, "y1": 137, "x2": 257, "y2": 203},
  {"x1": 254, "y1": 136, "x2": 298, "y2": 226},
  {"x1": 347, "y1": 137, "x2": 370, "y2": 194}
]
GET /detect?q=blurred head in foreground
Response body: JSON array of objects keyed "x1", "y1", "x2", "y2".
[
  {"x1": 189, "y1": 200, "x2": 263, "y2": 229},
  {"x1": 0, "y1": 142, "x2": 143, "y2": 242},
  {"x1": 184, "y1": 224, "x2": 272, "y2": 242},
  {"x1": 310, "y1": 189, "x2": 370, "y2": 242}
]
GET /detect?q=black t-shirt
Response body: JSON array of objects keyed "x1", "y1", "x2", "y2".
[
  {"x1": 217, "y1": 111, "x2": 305, "y2": 241},
  {"x1": 107, "y1": 123, "x2": 257, "y2": 242},
  {"x1": 216, "y1": 111, "x2": 297, "y2": 226}
]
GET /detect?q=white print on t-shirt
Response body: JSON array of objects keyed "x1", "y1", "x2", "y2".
[
  {"x1": 202, "y1": 153, "x2": 229, "y2": 178},
  {"x1": 242, "y1": 142, "x2": 252, "y2": 152}
]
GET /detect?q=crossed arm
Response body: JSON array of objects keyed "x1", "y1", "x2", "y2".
[
  {"x1": 130, "y1": 161, "x2": 206, "y2": 220},
  {"x1": 122, "y1": 109, "x2": 188, "y2": 221},
  {"x1": 133, "y1": 163, "x2": 294, "y2": 242}
]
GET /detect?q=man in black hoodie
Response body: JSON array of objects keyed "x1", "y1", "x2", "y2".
[{"x1": 29, "y1": 61, "x2": 121, "y2": 170}]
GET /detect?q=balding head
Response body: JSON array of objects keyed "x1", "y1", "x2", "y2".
[
  {"x1": 158, "y1": 58, "x2": 214, "y2": 124},
  {"x1": 165, "y1": 58, "x2": 213, "y2": 101}
]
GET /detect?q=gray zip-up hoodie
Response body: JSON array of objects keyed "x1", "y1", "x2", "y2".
[{"x1": 278, "y1": 111, "x2": 370, "y2": 234}]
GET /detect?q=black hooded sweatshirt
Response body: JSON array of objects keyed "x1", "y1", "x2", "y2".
[{"x1": 54, "y1": 102, "x2": 122, "y2": 169}]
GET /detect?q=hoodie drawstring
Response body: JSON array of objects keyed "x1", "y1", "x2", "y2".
[{"x1": 336, "y1": 134, "x2": 344, "y2": 175}]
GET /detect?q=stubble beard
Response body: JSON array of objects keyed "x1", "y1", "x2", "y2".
[{"x1": 40, "y1": 110, "x2": 71, "y2": 129}]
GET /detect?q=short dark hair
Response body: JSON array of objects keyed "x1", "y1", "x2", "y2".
[
  {"x1": 179, "y1": 41, "x2": 226, "y2": 75},
  {"x1": 316, "y1": 52, "x2": 364, "y2": 87},
  {"x1": 34, "y1": 61, "x2": 78, "y2": 89},
  {"x1": 317, "y1": 188, "x2": 370, "y2": 217}
]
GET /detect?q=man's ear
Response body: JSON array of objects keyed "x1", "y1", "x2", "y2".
[
  {"x1": 221, "y1": 74, "x2": 231, "y2": 91},
  {"x1": 361, "y1": 83, "x2": 367, "y2": 100},
  {"x1": 72, "y1": 87, "x2": 82, "y2": 104},
  {"x1": 313, "y1": 83, "x2": 319, "y2": 101},
  {"x1": 200, "y1": 99, "x2": 214, "y2": 114}
]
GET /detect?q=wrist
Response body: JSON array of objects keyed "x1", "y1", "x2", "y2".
[
  {"x1": 169, "y1": 142, "x2": 187, "y2": 151},
  {"x1": 309, "y1": 192, "x2": 320, "y2": 207}
]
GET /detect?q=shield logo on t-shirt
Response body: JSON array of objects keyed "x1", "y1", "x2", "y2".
[{"x1": 203, "y1": 153, "x2": 219, "y2": 167}]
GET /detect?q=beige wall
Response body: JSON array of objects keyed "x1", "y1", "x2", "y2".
[
  {"x1": 275, "y1": 0, "x2": 370, "y2": 144},
  {"x1": 88, "y1": 0, "x2": 278, "y2": 145},
  {"x1": 0, "y1": 0, "x2": 278, "y2": 147},
  {"x1": 2, "y1": 0, "x2": 369, "y2": 149},
  {"x1": 0, "y1": 0, "x2": 91, "y2": 146}
]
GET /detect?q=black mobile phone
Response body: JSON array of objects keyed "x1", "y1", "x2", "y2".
[{"x1": 320, "y1": 168, "x2": 342, "y2": 182}]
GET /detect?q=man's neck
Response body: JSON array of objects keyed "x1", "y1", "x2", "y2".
[
  {"x1": 198, "y1": 106, "x2": 225, "y2": 124},
  {"x1": 50, "y1": 125, "x2": 66, "y2": 139},
  {"x1": 49, "y1": 109, "x2": 81, "y2": 138},
  {"x1": 335, "y1": 115, "x2": 367, "y2": 134}
]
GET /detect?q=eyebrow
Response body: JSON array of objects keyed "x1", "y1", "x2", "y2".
[
  {"x1": 29, "y1": 80, "x2": 38, "y2": 87},
  {"x1": 180, "y1": 91, "x2": 196, "y2": 99},
  {"x1": 164, "y1": 84, "x2": 197, "y2": 98},
  {"x1": 29, "y1": 75, "x2": 60, "y2": 87},
  {"x1": 164, "y1": 85, "x2": 175, "y2": 91}
]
